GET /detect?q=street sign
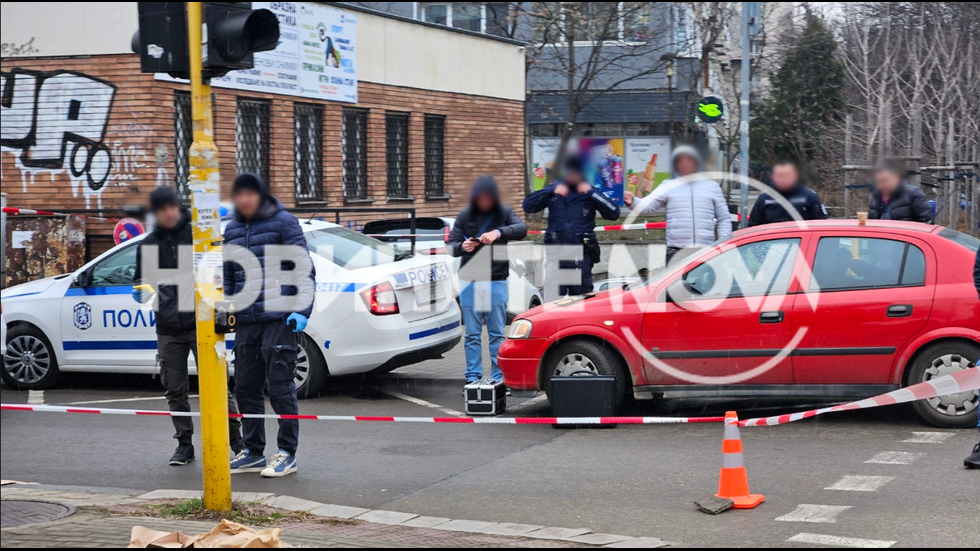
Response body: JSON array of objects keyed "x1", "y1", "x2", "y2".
[
  {"x1": 113, "y1": 218, "x2": 145, "y2": 245},
  {"x1": 697, "y1": 96, "x2": 725, "y2": 124}
]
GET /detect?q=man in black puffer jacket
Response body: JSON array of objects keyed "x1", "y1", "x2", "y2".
[
  {"x1": 868, "y1": 165, "x2": 933, "y2": 223},
  {"x1": 223, "y1": 173, "x2": 315, "y2": 479},
  {"x1": 134, "y1": 186, "x2": 243, "y2": 466},
  {"x1": 447, "y1": 175, "x2": 527, "y2": 383}
]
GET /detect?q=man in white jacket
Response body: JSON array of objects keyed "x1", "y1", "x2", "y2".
[{"x1": 624, "y1": 145, "x2": 732, "y2": 265}]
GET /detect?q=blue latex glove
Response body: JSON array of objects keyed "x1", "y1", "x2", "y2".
[
  {"x1": 131, "y1": 287, "x2": 152, "y2": 304},
  {"x1": 286, "y1": 313, "x2": 308, "y2": 333}
]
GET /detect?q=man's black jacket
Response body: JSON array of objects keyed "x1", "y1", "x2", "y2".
[
  {"x1": 135, "y1": 208, "x2": 197, "y2": 336},
  {"x1": 869, "y1": 183, "x2": 933, "y2": 223}
]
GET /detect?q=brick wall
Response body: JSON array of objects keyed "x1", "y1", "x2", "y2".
[{"x1": 1, "y1": 54, "x2": 526, "y2": 257}]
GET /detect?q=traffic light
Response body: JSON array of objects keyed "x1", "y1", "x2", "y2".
[
  {"x1": 132, "y1": 2, "x2": 280, "y2": 78},
  {"x1": 205, "y1": 2, "x2": 280, "y2": 69}
]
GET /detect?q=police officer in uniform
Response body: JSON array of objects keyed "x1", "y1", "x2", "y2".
[
  {"x1": 748, "y1": 159, "x2": 827, "y2": 227},
  {"x1": 523, "y1": 154, "x2": 620, "y2": 300}
]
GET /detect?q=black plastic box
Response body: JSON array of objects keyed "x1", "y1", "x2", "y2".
[{"x1": 550, "y1": 374, "x2": 617, "y2": 427}]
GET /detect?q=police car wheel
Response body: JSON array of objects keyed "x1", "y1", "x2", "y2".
[
  {"x1": 543, "y1": 339, "x2": 627, "y2": 409},
  {"x1": 907, "y1": 341, "x2": 979, "y2": 429},
  {"x1": 1, "y1": 325, "x2": 60, "y2": 390},
  {"x1": 295, "y1": 333, "x2": 327, "y2": 400}
]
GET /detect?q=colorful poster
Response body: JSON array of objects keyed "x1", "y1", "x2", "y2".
[
  {"x1": 624, "y1": 138, "x2": 671, "y2": 199},
  {"x1": 530, "y1": 138, "x2": 560, "y2": 191},
  {"x1": 155, "y1": 2, "x2": 357, "y2": 103},
  {"x1": 579, "y1": 138, "x2": 625, "y2": 206}
]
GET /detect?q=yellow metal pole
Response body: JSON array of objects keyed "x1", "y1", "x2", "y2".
[{"x1": 187, "y1": 1, "x2": 232, "y2": 512}]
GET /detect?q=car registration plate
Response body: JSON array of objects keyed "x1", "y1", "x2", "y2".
[{"x1": 415, "y1": 284, "x2": 447, "y2": 305}]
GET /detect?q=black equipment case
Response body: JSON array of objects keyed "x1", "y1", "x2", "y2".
[{"x1": 464, "y1": 379, "x2": 506, "y2": 416}]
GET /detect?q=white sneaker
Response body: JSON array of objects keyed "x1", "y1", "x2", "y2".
[{"x1": 260, "y1": 452, "x2": 297, "y2": 478}]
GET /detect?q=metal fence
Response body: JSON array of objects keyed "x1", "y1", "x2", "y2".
[
  {"x1": 424, "y1": 114, "x2": 446, "y2": 198},
  {"x1": 385, "y1": 112, "x2": 410, "y2": 198},
  {"x1": 236, "y1": 98, "x2": 271, "y2": 182},
  {"x1": 342, "y1": 108, "x2": 369, "y2": 200},
  {"x1": 294, "y1": 104, "x2": 324, "y2": 202}
]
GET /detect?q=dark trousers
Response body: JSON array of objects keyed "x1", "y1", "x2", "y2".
[
  {"x1": 234, "y1": 321, "x2": 300, "y2": 456},
  {"x1": 158, "y1": 331, "x2": 241, "y2": 446},
  {"x1": 559, "y1": 258, "x2": 595, "y2": 297},
  {"x1": 665, "y1": 246, "x2": 703, "y2": 267}
]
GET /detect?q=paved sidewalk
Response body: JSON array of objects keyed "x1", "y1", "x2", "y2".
[{"x1": 1, "y1": 486, "x2": 666, "y2": 548}]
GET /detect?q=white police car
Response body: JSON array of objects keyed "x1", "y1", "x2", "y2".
[{"x1": 0, "y1": 220, "x2": 461, "y2": 398}]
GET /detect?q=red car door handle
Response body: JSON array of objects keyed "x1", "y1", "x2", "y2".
[
  {"x1": 887, "y1": 304, "x2": 913, "y2": 318},
  {"x1": 759, "y1": 311, "x2": 785, "y2": 324}
]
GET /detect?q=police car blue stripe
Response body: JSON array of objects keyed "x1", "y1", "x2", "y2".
[
  {"x1": 63, "y1": 340, "x2": 158, "y2": 351},
  {"x1": 65, "y1": 286, "x2": 134, "y2": 297},
  {"x1": 408, "y1": 320, "x2": 461, "y2": 341},
  {"x1": 3, "y1": 291, "x2": 42, "y2": 299}
]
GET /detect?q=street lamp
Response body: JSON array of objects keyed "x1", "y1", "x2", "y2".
[{"x1": 661, "y1": 53, "x2": 676, "y2": 146}]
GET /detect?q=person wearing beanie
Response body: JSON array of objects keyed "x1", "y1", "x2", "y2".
[
  {"x1": 223, "y1": 173, "x2": 315, "y2": 479},
  {"x1": 134, "y1": 186, "x2": 244, "y2": 466},
  {"x1": 447, "y1": 175, "x2": 527, "y2": 384},
  {"x1": 523, "y1": 153, "x2": 620, "y2": 299}
]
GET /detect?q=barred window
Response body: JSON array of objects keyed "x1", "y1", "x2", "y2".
[
  {"x1": 424, "y1": 114, "x2": 446, "y2": 198},
  {"x1": 173, "y1": 92, "x2": 193, "y2": 199},
  {"x1": 236, "y1": 98, "x2": 270, "y2": 182},
  {"x1": 294, "y1": 104, "x2": 323, "y2": 202},
  {"x1": 385, "y1": 112, "x2": 410, "y2": 198},
  {"x1": 342, "y1": 108, "x2": 369, "y2": 200}
]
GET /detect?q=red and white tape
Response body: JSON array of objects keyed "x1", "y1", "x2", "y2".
[
  {"x1": 366, "y1": 221, "x2": 669, "y2": 239},
  {"x1": 2, "y1": 206, "x2": 118, "y2": 223},
  {"x1": 739, "y1": 367, "x2": 980, "y2": 427},
  {"x1": 527, "y1": 221, "x2": 667, "y2": 235},
  {"x1": 0, "y1": 405, "x2": 723, "y2": 426}
]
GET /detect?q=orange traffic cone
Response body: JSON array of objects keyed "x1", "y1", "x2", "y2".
[{"x1": 715, "y1": 411, "x2": 764, "y2": 509}]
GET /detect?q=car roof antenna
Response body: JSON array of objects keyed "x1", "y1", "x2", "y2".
[{"x1": 306, "y1": 206, "x2": 323, "y2": 225}]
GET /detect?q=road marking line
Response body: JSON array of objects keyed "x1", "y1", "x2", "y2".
[
  {"x1": 824, "y1": 476, "x2": 894, "y2": 492},
  {"x1": 865, "y1": 451, "x2": 924, "y2": 465},
  {"x1": 27, "y1": 391, "x2": 44, "y2": 405},
  {"x1": 382, "y1": 390, "x2": 464, "y2": 417},
  {"x1": 775, "y1": 504, "x2": 852, "y2": 524},
  {"x1": 787, "y1": 533, "x2": 896, "y2": 548},
  {"x1": 507, "y1": 393, "x2": 548, "y2": 413},
  {"x1": 64, "y1": 395, "x2": 190, "y2": 406},
  {"x1": 902, "y1": 431, "x2": 954, "y2": 444}
]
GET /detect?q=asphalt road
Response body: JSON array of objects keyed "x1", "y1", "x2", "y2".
[{"x1": 2, "y1": 356, "x2": 978, "y2": 548}]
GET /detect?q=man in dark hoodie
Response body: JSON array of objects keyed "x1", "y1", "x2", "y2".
[
  {"x1": 133, "y1": 186, "x2": 243, "y2": 466},
  {"x1": 222, "y1": 174, "x2": 315, "y2": 479},
  {"x1": 748, "y1": 159, "x2": 827, "y2": 227},
  {"x1": 968, "y1": 247, "x2": 980, "y2": 469},
  {"x1": 524, "y1": 154, "x2": 620, "y2": 299},
  {"x1": 868, "y1": 165, "x2": 933, "y2": 223},
  {"x1": 448, "y1": 175, "x2": 527, "y2": 384}
]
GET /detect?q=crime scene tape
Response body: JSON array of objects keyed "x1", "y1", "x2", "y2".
[
  {"x1": 739, "y1": 367, "x2": 980, "y2": 427},
  {"x1": 0, "y1": 405, "x2": 723, "y2": 425},
  {"x1": 365, "y1": 221, "x2": 669, "y2": 239},
  {"x1": 2, "y1": 206, "x2": 119, "y2": 223}
]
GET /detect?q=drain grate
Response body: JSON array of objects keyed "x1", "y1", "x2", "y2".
[{"x1": 1, "y1": 500, "x2": 74, "y2": 528}]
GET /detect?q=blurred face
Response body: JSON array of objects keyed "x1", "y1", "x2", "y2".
[
  {"x1": 674, "y1": 155, "x2": 698, "y2": 177},
  {"x1": 564, "y1": 169, "x2": 582, "y2": 185},
  {"x1": 771, "y1": 163, "x2": 799, "y2": 191},
  {"x1": 233, "y1": 189, "x2": 263, "y2": 219},
  {"x1": 474, "y1": 192, "x2": 496, "y2": 212},
  {"x1": 155, "y1": 203, "x2": 182, "y2": 229},
  {"x1": 874, "y1": 169, "x2": 901, "y2": 196}
]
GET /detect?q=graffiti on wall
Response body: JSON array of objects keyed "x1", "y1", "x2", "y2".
[{"x1": 0, "y1": 68, "x2": 165, "y2": 208}]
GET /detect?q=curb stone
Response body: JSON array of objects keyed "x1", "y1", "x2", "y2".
[{"x1": 5, "y1": 486, "x2": 671, "y2": 547}]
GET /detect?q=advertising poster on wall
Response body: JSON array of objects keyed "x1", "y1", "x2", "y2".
[
  {"x1": 530, "y1": 138, "x2": 560, "y2": 191},
  {"x1": 156, "y1": 2, "x2": 358, "y2": 103},
  {"x1": 579, "y1": 138, "x2": 625, "y2": 206},
  {"x1": 624, "y1": 138, "x2": 672, "y2": 199}
]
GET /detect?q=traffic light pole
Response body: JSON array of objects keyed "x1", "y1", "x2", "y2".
[{"x1": 187, "y1": 1, "x2": 232, "y2": 512}]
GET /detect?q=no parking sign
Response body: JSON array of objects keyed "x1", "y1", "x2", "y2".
[{"x1": 113, "y1": 218, "x2": 145, "y2": 245}]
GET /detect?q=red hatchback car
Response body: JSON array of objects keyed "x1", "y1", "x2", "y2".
[{"x1": 499, "y1": 221, "x2": 980, "y2": 428}]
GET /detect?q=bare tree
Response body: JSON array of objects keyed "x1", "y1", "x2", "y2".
[{"x1": 525, "y1": 2, "x2": 694, "y2": 174}]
